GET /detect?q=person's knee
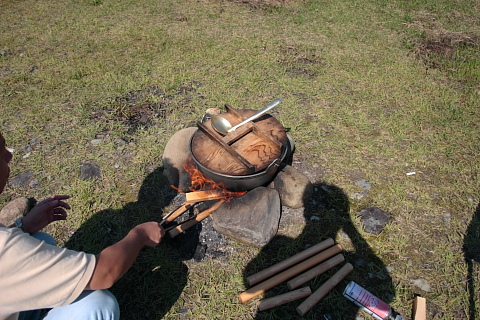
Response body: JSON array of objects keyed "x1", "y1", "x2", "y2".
[
  {"x1": 44, "y1": 290, "x2": 120, "y2": 320},
  {"x1": 88, "y1": 290, "x2": 120, "y2": 320},
  {"x1": 81, "y1": 290, "x2": 120, "y2": 320}
]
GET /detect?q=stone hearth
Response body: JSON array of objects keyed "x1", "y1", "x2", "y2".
[{"x1": 162, "y1": 126, "x2": 313, "y2": 248}]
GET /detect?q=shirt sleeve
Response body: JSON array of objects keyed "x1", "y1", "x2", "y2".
[{"x1": 0, "y1": 227, "x2": 96, "y2": 315}]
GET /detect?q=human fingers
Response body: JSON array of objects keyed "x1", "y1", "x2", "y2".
[
  {"x1": 36, "y1": 195, "x2": 70, "y2": 207},
  {"x1": 56, "y1": 200, "x2": 71, "y2": 210},
  {"x1": 47, "y1": 195, "x2": 70, "y2": 201},
  {"x1": 159, "y1": 224, "x2": 165, "y2": 238}
]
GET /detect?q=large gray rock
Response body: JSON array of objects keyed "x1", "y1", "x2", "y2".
[
  {"x1": 211, "y1": 187, "x2": 281, "y2": 247},
  {"x1": 162, "y1": 127, "x2": 197, "y2": 192},
  {"x1": 270, "y1": 164, "x2": 313, "y2": 209},
  {"x1": 0, "y1": 197, "x2": 31, "y2": 226}
]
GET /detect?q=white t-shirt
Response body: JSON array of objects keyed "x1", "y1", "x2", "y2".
[{"x1": 0, "y1": 225, "x2": 96, "y2": 320}]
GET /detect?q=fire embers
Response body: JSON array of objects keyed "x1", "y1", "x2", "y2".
[
  {"x1": 182, "y1": 159, "x2": 246, "y2": 200},
  {"x1": 161, "y1": 159, "x2": 246, "y2": 239}
]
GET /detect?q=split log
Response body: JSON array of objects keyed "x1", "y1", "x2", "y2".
[
  {"x1": 238, "y1": 244, "x2": 343, "y2": 303},
  {"x1": 258, "y1": 287, "x2": 312, "y2": 311},
  {"x1": 412, "y1": 296, "x2": 426, "y2": 320},
  {"x1": 168, "y1": 199, "x2": 225, "y2": 238},
  {"x1": 247, "y1": 238, "x2": 334, "y2": 286},
  {"x1": 296, "y1": 263, "x2": 353, "y2": 316},
  {"x1": 185, "y1": 190, "x2": 245, "y2": 203}
]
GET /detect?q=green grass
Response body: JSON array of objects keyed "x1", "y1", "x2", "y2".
[{"x1": 1, "y1": 0, "x2": 479, "y2": 318}]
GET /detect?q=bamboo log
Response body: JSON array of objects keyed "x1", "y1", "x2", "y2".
[
  {"x1": 287, "y1": 254, "x2": 345, "y2": 290},
  {"x1": 168, "y1": 200, "x2": 225, "y2": 238},
  {"x1": 258, "y1": 287, "x2": 312, "y2": 311},
  {"x1": 238, "y1": 244, "x2": 343, "y2": 303},
  {"x1": 296, "y1": 263, "x2": 353, "y2": 316},
  {"x1": 247, "y1": 238, "x2": 335, "y2": 286}
]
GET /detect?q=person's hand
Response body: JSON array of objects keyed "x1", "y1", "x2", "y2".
[
  {"x1": 131, "y1": 222, "x2": 165, "y2": 247},
  {"x1": 22, "y1": 195, "x2": 71, "y2": 234}
]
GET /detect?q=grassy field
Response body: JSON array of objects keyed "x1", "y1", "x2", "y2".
[{"x1": 1, "y1": 0, "x2": 479, "y2": 319}]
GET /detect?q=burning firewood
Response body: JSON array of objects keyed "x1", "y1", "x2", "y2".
[{"x1": 185, "y1": 189, "x2": 246, "y2": 203}]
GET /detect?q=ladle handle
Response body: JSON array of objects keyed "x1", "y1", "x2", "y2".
[{"x1": 227, "y1": 98, "x2": 282, "y2": 133}]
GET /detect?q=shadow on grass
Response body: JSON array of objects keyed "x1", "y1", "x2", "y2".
[
  {"x1": 245, "y1": 182, "x2": 395, "y2": 319},
  {"x1": 463, "y1": 201, "x2": 480, "y2": 320},
  {"x1": 65, "y1": 166, "x2": 196, "y2": 319}
]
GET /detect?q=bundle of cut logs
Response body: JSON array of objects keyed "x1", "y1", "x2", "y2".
[{"x1": 238, "y1": 238, "x2": 353, "y2": 316}]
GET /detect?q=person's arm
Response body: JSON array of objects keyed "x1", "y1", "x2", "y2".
[{"x1": 86, "y1": 222, "x2": 165, "y2": 290}]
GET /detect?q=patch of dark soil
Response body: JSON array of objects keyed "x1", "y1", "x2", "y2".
[
  {"x1": 227, "y1": 0, "x2": 291, "y2": 9},
  {"x1": 279, "y1": 45, "x2": 324, "y2": 79},
  {"x1": 90, "y1": 83, "x2": 202, "y2": 135},
  {"x1": 414, "y1": 32, "x2": 478, "y2": 68},
  {"x1": 109, "y1": 86, "x2": 169, "y2": 134},
  {"x1": 408, "y1": 16, "x2": 479, "y2": 69}
]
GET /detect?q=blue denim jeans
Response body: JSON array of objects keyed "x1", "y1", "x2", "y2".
[{"x1": 18, "y1": 232, "x2": 120, "y2": 320}]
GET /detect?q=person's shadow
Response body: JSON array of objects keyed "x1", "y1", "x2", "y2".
[
  {"x1": 65, "y1": 166, "x2": 198, "y2": 319},
  {"x1": 245, "y1": 181, "x2": 396, "y2": 319},
  {"x1": 463, "y1": 201, "x2": 480, "y2": 320}
]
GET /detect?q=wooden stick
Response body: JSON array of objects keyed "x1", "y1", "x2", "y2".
[
  {"x1": 258, "y1": 287, "x2": 312, "y2": 311},
  {"x1": 287, "y1": 254, "x2": 345, "y2": 290},
  {"x1": 238, "y1": 244, "x2": 343, "y2": 303},
  {"x1": 412, "y1": 296, "x2": 426, "y2": 320},
  {"x1": 247, "y1": 238, "x2": 335, "y2": 286},
  {"x1": 168, "y1": 200, "x2": 225, "y2": 238},
  {"x1": 296, "y1": 263, "x2": 353, "y2": 316}
]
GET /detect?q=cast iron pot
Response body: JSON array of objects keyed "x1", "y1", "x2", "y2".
[{"x1": 189, "y1": 134, "x2": 291, "y2": 192}]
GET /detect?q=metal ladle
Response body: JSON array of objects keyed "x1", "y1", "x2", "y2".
[{"x1": 211, "y1": 98, "x2": 282, "y2": 135}]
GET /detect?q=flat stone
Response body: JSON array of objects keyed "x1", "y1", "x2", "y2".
[
  {"x1": 80, "y1": 162, "x2": 102, "y2": 180},
  {"x1": 162, "y1": 127, "x2": 197, "y2": 192},
  {"x1": 9, "y1": 171, "x2": 34, "y2": 188},
  {"x1": 211, "y1": 187, "x2": 281, "y2": 247},
  {"x1": 355, "y1": 179, "x2": 371, "y2": 190},
  {"x1": 357, "y1": 207, "x2": 391, "y2": 235},
  {"x1": 0, "y1": 197, "x2": 31, "y2": 226},
  {"x1": 270, "y1": 164, "x2": 313, "y2": 209},
  {"x1": 412, "y1": 278, "x2": 431, "y2": 292}
]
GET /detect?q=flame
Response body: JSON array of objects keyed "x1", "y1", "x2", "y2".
[{"x1": 182, "y1": 158, "x2": 246, "y2": 199}]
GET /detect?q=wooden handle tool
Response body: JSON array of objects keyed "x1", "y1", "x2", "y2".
[
  {"x1": 159, "y1": 202, "x2": 193, "y2": 225},
  {"x1": 168, "y1": 199, "x2": 225, "y2": 238}
]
